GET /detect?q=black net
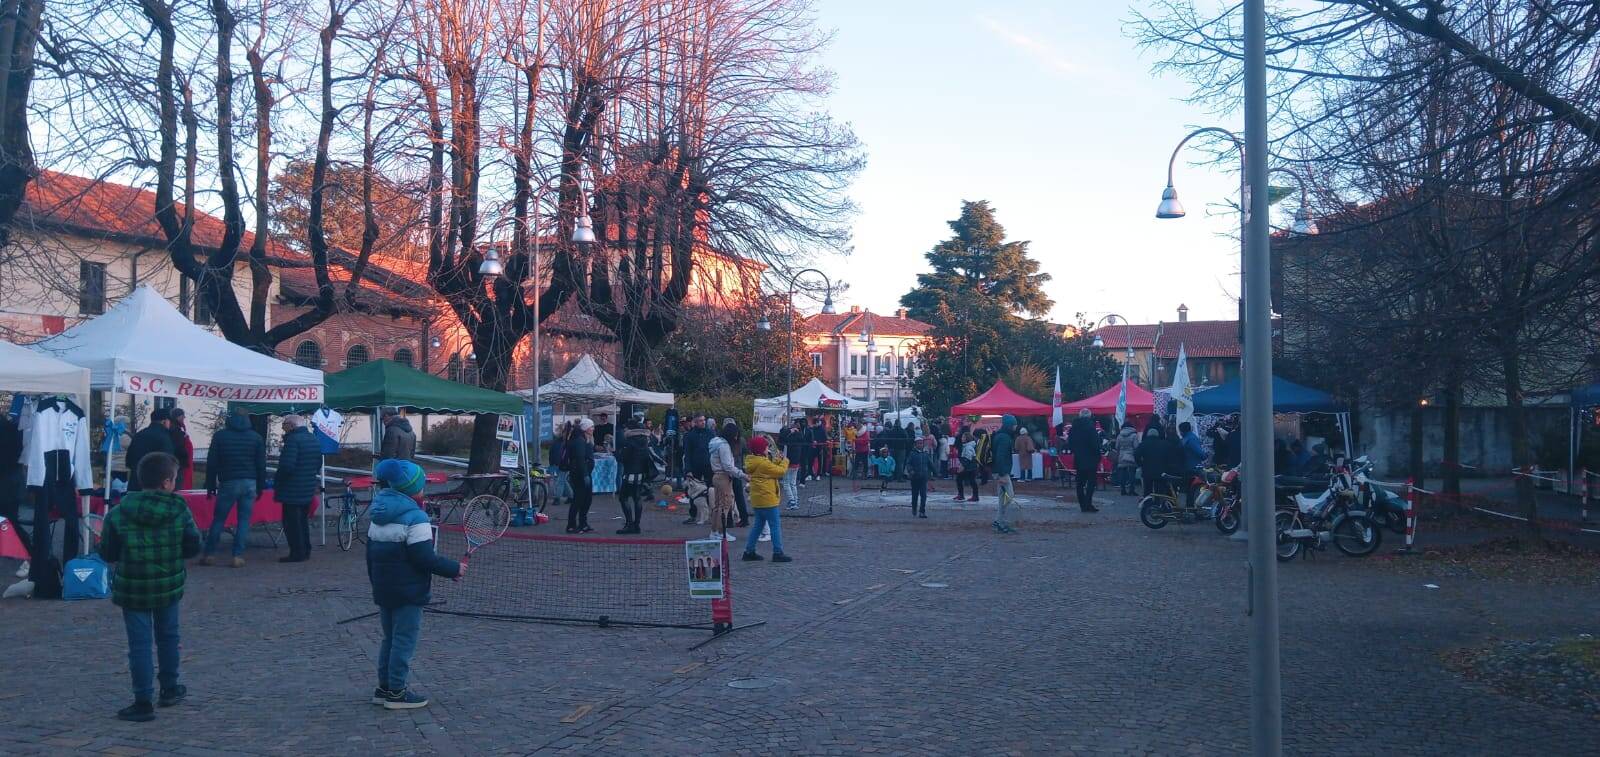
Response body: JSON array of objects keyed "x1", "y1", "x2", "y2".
[{"x1": 432, "y1": 526, "x2": 714, "y2": 629}]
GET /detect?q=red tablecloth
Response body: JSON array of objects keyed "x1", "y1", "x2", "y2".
[{"x1": 92, "y1": 491, "x2": 320, "y2": 530}]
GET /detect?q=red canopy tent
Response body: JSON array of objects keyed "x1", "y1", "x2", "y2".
[
  {"x1": 1060, "y1": 380, "x2": 1155, "y2": 417},
  {"x1": 951, "y1": 380, "x2": 1053, "y2": 417}
]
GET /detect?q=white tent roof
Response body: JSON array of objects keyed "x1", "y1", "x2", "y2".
[
  {"x1": 0, "y1": 339, "x2": 90, "y2": 403},
  {"x1": 32, "y1": 285, "x2": 323, "y2": 403},
  {"x1": 523, "y1": 354, "x2": 674, "y2": 406},
  {"x1": 755, "y1": 378, "x2": 875, "y2": 412}
]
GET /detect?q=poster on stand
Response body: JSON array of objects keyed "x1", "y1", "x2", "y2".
[
  {"x1": 499, "y1": 439, "x2": 521, "y2": 470},
  {"x1": 685, "y1": 539, "x2": 725, "y2": 598}
]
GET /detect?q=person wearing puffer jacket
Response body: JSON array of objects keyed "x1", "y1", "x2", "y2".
[
  {"x1": 274, "y1": 415, "x2": 322, "y2": 563},
  {"x1": 740, "y1": 436, "x2": 791, "y2": 563},
  {"x1": 201, "y1": 411, "x2": 266, "y2": 566},
  {"x1": 1114, "y1": 422, "x2": 1140, "y2": 496},
  {"x1": 366, "y1": 459, "x2": 462, "y2": 711}
]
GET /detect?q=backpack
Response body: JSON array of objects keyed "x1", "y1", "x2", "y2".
[{"x1": 63, "y1": 554, "x2": 111, "y2": 600}]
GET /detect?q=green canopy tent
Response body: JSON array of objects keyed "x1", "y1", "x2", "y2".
[{"x1": 234, "y1": 359, "x2": 529, "y2": 544}]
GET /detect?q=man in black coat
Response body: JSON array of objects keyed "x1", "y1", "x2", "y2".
[
  {"x1": 274, "y1": 414, "x2": 323, "y2": 562},
  {"x1": 125, "y1": 409, "x2": 176, "y2": 492},
  {"x1": 680, "y1": 415, "x2": 713, "y2": 524},
  {"x1": 1066, "y1": 409, "x2": 1102, "y2": 512},
  {"x1": 614, "y1": 420, "x2": 653, "y2": 534},
  {"x1": 808, "y1": 417, "x2": 829, "y2": 480},
  {"x1": 201, "y1": 411, "x2": 267, "y2": 566}
]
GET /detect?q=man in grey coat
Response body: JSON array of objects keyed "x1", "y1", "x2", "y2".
[{"x1": 380, "y1": 408, "x2": 417, "y2": 462}]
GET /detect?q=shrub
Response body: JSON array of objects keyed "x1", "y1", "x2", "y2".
[
  {"x1": 645, "y1": 395, "x2": 755, "y2": 430},
  {"x1": 421, "y1": 418, "x2": 476, "y2": 456}
]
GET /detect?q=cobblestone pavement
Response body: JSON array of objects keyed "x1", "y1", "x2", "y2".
[{"x1": 3, "y1": 482, "x2": 1597, "y2": 756}]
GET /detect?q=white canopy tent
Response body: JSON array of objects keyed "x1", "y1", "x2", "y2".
[
  {"x1": 754, "y1": 378, "x2": 874, "y2": 433},
  {"x1": 32, "y1": 286, "x2": 324, "y2": 543},
  {"x1": 521, "y1": 354, "x2": 674, "y2": 406},
  {"x1": 0, "y1": 339, "x2": 90, "y2": 403},
  {"x1": 32, "y1": 286, "x2": 323, "y2": 402}
]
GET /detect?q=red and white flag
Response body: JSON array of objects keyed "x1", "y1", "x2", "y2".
[
  {"x1": 1050, "y1": 366, "x2": 1063, "y2": 439},
  {"x1": 0, "y1": 517, "x2": 28, "y2": 561}
]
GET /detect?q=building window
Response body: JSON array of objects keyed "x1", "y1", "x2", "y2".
[
  {"x1": 293, "y1": 340, "x2": 322, "y2": 369},
  {"x1": 463, "y1": 357, "x2": 480, "y2": 386},
  {"x1": 810, "y1": 353, "x2": 822, "y2": 369},
  {"x1": 193, "y1": 286, "x2": 214, "y2": 327},
  {"x1": 345, "y1": 344, "x2": 371, "y2": 367},
  {"x1": 393, "y1": 348, "x2": 414, "y2": 368},
  {"x1": 447, "y1": 355, "x2": 463, "y2": 383},
  {"x1": 540, "y1": 355, "x2": 554, "y2": 381},
  {"x1": 78, "y1": 261, "x2": 106, "y2": 315}
]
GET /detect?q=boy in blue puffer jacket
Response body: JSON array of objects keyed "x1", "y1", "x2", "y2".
[{"x1": 366, "y1": 459, "x2": 462, "y2": 710}]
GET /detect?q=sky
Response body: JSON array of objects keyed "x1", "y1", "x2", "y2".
[{"x1": 808, "y1": 0, "x2": 1262, "y2": 327}]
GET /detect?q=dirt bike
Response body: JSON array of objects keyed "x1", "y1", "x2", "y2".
[
  {"x1": 1274, "y1": 465, "x2": 1380, "y2": 561},
  {"x1": 1206, "y1": 467, "x2": 1243, "y2": 534},
  {"x1": 1138, "y1": 473, "x2": 1213, "y2": 529}
]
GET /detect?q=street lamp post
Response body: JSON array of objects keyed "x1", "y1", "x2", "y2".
[
  {"x1": 756, "y1": 268, "x2": 836, "y2": 425},
  {"x1": 1155, "y1": 0, "x2": 1281, "y2": 747}
]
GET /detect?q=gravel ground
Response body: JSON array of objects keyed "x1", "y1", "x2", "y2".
[{"x1": 1446, "y1": 637, "x2": 1600, "y2": 717}]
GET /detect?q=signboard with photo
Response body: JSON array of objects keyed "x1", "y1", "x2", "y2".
[
  {"x1": 684, "y1": 539, "x2": 725, "y2": 598},
  {"x1": 496, "y1": 414, "x2": 517, "y2": 441}
]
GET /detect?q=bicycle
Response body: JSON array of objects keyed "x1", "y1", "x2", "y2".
[
  {"x1": 1138, "y1": 474, "x2": 1212, "y2": 529},
  {"x1": 333, "y1": 489, "x2": 371, "y2": 552}
]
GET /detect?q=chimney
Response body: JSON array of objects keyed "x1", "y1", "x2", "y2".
[
  {"x1": 1177, "y1": 304, "x2": 1189, "y2": 323},
  {"x1": 894, "y1": 308, "x2": 907, "y2": 319},
  {"x1": 849, "y1": 305, "x2": 861, "y2": 313}
]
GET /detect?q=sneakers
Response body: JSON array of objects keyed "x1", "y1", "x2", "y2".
[
  {"x1": 741, "y1": 551, "x2": 764, "y2": 562},
  {"x1": 158, "y1": 685, "x2": 186, "y2": 708},
  {"x1": 771, "y1": 553, "x2": 793, "y2": 563},
  {"x1": 918, "y1": 513, "x2": 928, "y2": 519},
  {"x1": 14, "y1": 560, "x2": 28, "y2": 578},
  {"x1": 230, "y1": 557, "x2": 245, "y2": 568},
  {"x1": 681, "y1": 516, "x2": 697, "y2": 525},
  {"x1": 198, "y1": 555, "x2": 215, "y2": 567},
  {"x1": 383, "y1": 689, "x2": 429, "y2": 710},
  {"x1": 992, "y1": 520, "x2": 1006, "y2": 533},
  {"x1": 785, "y1": 503, "x2": 799, "y2": 510},
  {"x1": 372, "y1": 687, "x2": 396, "y2": 705},
  {"x1": 116, "y1": 701, "x2": 156, "y2": 722},
  {"x1": 758, "y1": 529, "x2": 772, "y2": 543}
]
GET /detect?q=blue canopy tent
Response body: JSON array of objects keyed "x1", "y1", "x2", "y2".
[{"x1": 1192, "y1": 375, "x2": 1351, "y2": 458}]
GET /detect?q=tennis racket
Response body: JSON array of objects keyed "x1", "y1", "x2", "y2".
[{"x1": 460, "y1": 495, "x2": 510, "y2": 569}]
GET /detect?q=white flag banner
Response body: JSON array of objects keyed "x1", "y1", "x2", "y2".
[
  {"x1": 1050, "y1": 366, "x2": 1063, "y2": 434},
  {"x1": 1171, "y1": 343, "x2": 1194, "y2": 427}
]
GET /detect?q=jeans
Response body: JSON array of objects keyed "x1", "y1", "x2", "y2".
[
  {"x1": 995, "y1": 475, "x2": 1014, "y2": 527},
  {"x1": 957, "y1": 465, "x2": 977, "y2": 499},
  {"x1": 377, "y1": 604, "x2": 424, "y2": 691},
  {"x1": 782, "y1": 467, "x2": 798, "y2": 507},
  {"x1": 122, "y1": 603, "x2": 181, "y2": 702},
  {"x1": 1075, "y1": 464, "x2": 1098, "y2": 509},
  {"x1": 732, "y1": 476, "x2": 750, "y2": 524},
  {"x1": 281, "y1": 503, "x2": 312, "y2": 558},
  {"x1": 204, "y1": 480, "x2": 257, "y2": 557},
  {"x1": 910, "y1": 478, "x2": 928, "y2": 514},
  {"x1": 743, "y1": 507, "x2": 783, "y2": 555}
]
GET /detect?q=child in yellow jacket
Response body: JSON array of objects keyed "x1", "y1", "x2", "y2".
[{"x1": 741, "y1": 435, "x2": 792, "y2": 562}]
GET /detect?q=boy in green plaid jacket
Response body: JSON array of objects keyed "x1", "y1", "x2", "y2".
[{"x1": 98, "y1": 452, "x2": 201, "y2": 722}]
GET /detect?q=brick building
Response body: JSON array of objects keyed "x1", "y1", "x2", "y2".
[{"x1": 802, "y1": 306, "x2": 932, "y2": 408}]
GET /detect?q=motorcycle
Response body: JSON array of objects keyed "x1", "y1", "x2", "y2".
[
  {"x1": 1274, "y1": 465, "x2": 1381, "y2": 561},
  {"x1": 1208, "y1": 467, "x2": 1244, "y2": 535},
  {"x1": 1348, "y1": 456, "x2": 1408, "y2": 536}
]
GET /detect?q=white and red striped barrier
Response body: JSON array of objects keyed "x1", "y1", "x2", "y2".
[
  {"x1": 1582, "y1": 468, "x2": 1591, "y2": 524},
  {"x1": 1399, "y1": 477, "x2": 1418, "y2": 554}
]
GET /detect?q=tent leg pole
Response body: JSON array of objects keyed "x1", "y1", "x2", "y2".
[
  {"x1": 319, "y1": 459, "x2": 326, "y2": 546},
  {"x1": 98, "y1": 386, "x2": 118, "y2": 548}
]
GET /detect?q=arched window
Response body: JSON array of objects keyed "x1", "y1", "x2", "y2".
[
  {"x1": 393, "y1": 348, "x2": 414, "y2": 369},
  {"x1": 463, "y1": 357, "x2": 480, "y2": 387},
  {"x1": 293, "y1": 340, "x2": 322, "y2": 369},
  {"x1": 446, "y1": 355, "x2": 463, "y2": 383},
  {"x1": 345, "y1": 344, "x2": 370, "y2": 367}
]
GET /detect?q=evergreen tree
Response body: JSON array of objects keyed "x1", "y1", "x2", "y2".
[{"x1": 902, "y1": 202, "x2": 1114, "y2": 415}]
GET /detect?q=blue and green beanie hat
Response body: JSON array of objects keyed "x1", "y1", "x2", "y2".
[{"x1": 375, "y1": 459, "x2": 426, "y2": 497}]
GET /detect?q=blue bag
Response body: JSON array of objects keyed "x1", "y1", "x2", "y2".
[{"x1": 62, "y1": 554, "x2": 111, "y2": 600}]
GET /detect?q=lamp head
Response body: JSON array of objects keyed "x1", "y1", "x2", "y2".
[
  {"x1": 756, "y1": 315, "x2": 772, "y2": 332},
  {"x1": 1092, "y1": 335, "x2": 1104, "y2": 348},
  {"x1": 1291, "y1": 206, "x2": 1319, "y2": 235},
  {"x1": 821, "y1": 293, "x2": 836, "y2": 315},
  {"x1": 1155, "y1": 185, "x2": 1186, "y2": 219},
  {"x1": 572, "y1": 214, "x2": 596, "y2": 244},
  {"x1": 477, "y1": 246, "x2": 504, "y2": 277}
]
